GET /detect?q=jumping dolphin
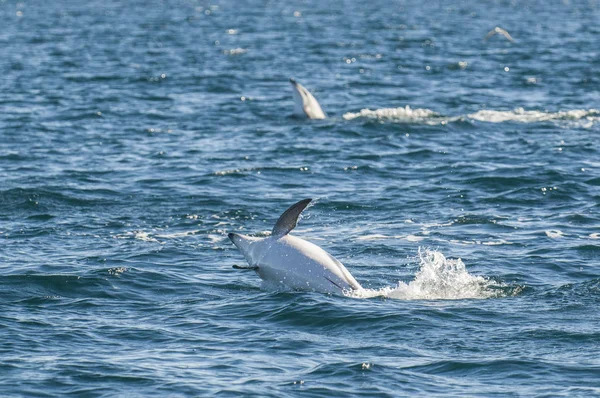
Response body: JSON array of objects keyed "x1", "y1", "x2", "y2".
[
  {"x1": 289, "y1": 78, "x2": 327, "y2": 119},
  {"x1": 228, "y1": 198, "x2": 362, "y2": 294}
]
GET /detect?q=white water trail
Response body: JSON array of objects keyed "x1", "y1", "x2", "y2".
[
  {"x1": 343, "y1": 106, "x2": 448, "y2": 125},
  {"x1": 342, "y1": 106, "x2": 600, "y2": 128}
]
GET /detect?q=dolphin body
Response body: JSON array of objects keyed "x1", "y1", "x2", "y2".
[
  {"x1": 228, "y1": 199, "x2": 362, "y2": 294},
  {"x1": 289, "y1": 79, "x2": 327, "y2": 119}
]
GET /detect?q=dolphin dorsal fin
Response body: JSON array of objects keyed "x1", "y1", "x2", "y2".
[{"x1": 271, "y1": 198, "x2": 312, "y2": 237}]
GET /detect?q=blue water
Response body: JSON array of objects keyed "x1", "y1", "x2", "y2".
[{"x1": 1, "y1": 0, "x2": 600, "y2": 396}]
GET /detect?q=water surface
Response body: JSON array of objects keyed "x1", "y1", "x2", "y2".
[{"x1": 1, "y1": 0, "x2": 599, "y2": 396}]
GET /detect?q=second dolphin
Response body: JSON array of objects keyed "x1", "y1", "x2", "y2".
[{"x1": 289, "y1": 79, "x2": 327, "y2": 119}]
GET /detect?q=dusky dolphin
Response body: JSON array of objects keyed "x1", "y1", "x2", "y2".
[
  {"x1": 289, "y1": 78, "x2": 327, "y2": 119},
  {"x1": 228, "y1": 198, "x2": 362, "y2": 294}
]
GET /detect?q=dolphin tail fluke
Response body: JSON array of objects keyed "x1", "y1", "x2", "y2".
[{"x1": 271, "y1": 198, "x2": 312, "y2": 237}]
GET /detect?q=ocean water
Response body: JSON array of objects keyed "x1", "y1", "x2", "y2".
[{"x1": 1, "y1": 0, "x2": 599, "y2": 396}]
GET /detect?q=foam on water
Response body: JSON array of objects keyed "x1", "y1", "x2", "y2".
[
  {"x1": 545, "y1": 230, "x2": 564, "y2": 239},
  {"x1": 356, "y1": 234, "x2": 425, "y2": 242},
  {"x1": 113, "y1": 229, "x2": 201, "y2": 243},
  {"x1": 223, "y1": 48, "x2": 247, "y2": 55},
  {"x1": 342, "y1": 106, "x2": 444, "y2": 124},
  {"x1": 467, "y1": 108, "x2": 600, "y2": 125},
  {"x1": 349, "y1": 249, "x2": 497, "y2": 300},
  {"x1": 343, "y1": 106, "x2": 600, "y2": 127},
  {"x1": 356, "y1": 234, "x2": 402, "y2": 241}
]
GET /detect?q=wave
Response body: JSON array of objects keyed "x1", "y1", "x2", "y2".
[
  {"x1": 349, "y1": 249, "x2": 517, "y2": 300},
  {"x1": 343, "y1": 106, "x2": 600, "y2": 127}
]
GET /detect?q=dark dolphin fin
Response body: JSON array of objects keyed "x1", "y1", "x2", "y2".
[
  {"x1": 271, "y1": 198, "x2": 312, "y2": 237},
  {"x1": 232, "y1": 264, "x2": 259, "y2": 271}
]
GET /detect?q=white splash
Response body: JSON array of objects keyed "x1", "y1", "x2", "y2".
[{"x1": 348, "y1": 249, "x2": 495, "y2": 300}]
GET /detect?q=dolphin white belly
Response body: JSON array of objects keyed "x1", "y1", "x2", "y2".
[{"x1": 255, "y1": 235, "x2": 361, "y2": 294}]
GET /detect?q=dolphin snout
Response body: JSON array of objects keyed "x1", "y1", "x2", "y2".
[
  {"x1": 228, "y1": 232, "x2": 255, "y2": 253},
  {"x1": 228, "y1": 232, "x2": 243, "y2": 247}
]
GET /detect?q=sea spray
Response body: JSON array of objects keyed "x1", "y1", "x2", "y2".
[{"x1": 349, "y1": 248, "x2": 496, "y2": 300}]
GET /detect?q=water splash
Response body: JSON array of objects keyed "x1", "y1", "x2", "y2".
[{"x1": 349, "y1": 249, "x2": 501, "y2": 300}]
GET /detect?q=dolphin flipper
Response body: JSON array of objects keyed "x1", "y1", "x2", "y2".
[
  {"x1": 233, "y1": 264, "x2": 259, "y2": 271},
  {"x1": 271, "y1": 198, "x2": 312, "y2": 237}
]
